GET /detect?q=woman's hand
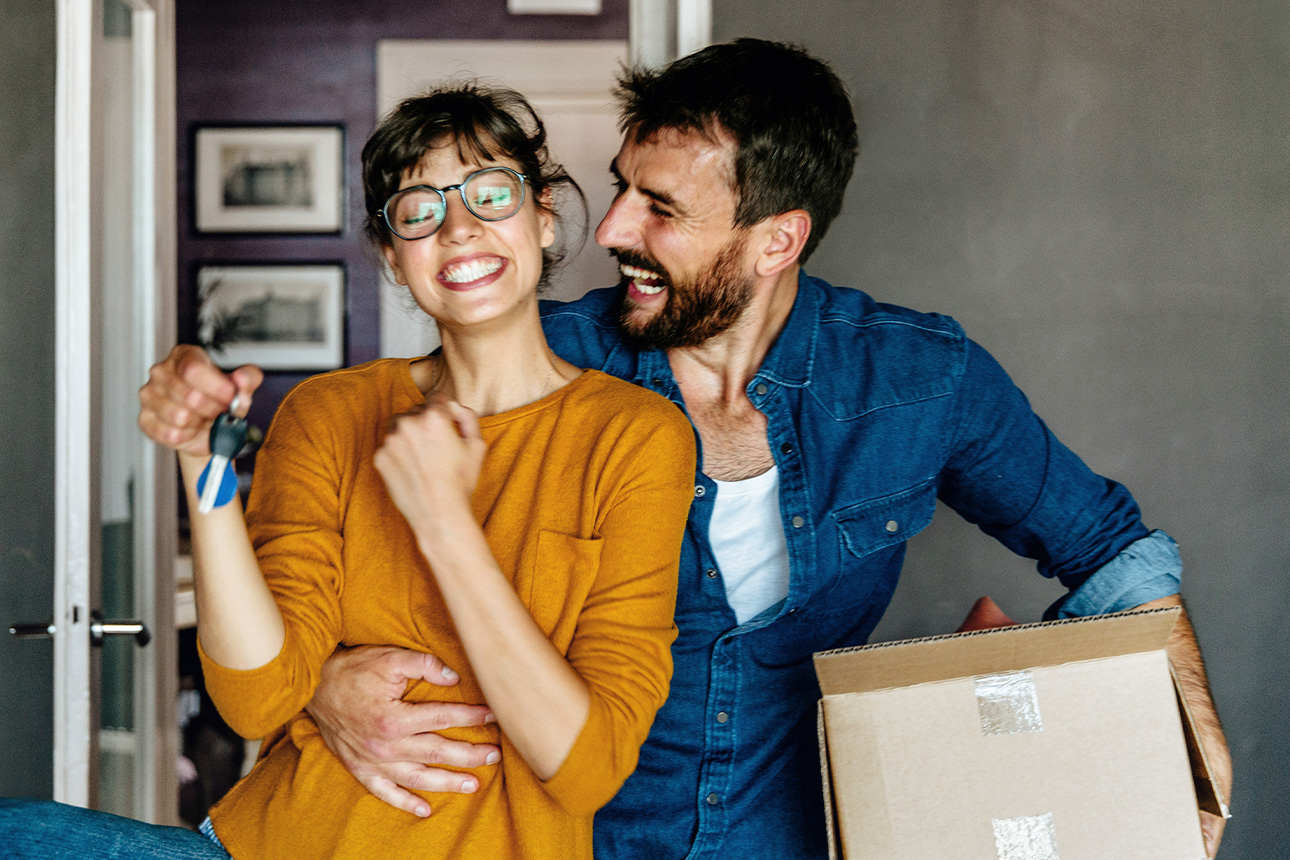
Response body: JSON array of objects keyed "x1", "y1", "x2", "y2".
[
  {"x1": 373, "y1": 394, "x2": 487, "y2": 536},
  {"x1": 138, "y1": 344, "x2": 262, "y2": 457}
]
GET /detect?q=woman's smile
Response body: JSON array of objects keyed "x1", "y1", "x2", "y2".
[{"x1": 438, "y1": 253, "x2": 508, "y2": 291}]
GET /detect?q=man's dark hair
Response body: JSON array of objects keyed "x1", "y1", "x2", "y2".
[
  {"x1": 615, "y1": 39, "x2": 858, "y2": 263},
  {"x1": 362, "y1": 82, "x2": 585, "y2": 282}
]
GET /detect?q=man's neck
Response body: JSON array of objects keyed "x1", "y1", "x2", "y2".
[{"x1": 666, "y1": 266, "x2": 799, "y2": 404}]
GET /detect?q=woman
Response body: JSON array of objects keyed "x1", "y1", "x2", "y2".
[{"x1": 0, "y1": 84, "x2": 695, "y2": 860}]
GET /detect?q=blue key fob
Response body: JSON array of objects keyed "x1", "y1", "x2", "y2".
[{"x1": 196, "y1": 459, "x2": 238, "y2": 508}]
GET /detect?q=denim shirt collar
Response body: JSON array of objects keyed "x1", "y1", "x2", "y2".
[{"x1": 754, "y1": 269, "x2": 820, "y2": 391}]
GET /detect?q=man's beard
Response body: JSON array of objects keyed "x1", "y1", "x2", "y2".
[{"x1": 614, "y1": 235, "x2": 755, "y2": 350}]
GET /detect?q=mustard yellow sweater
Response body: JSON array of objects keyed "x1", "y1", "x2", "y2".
[{"x1": 200, "y1": 359, "x2": 695, "y2": 860}]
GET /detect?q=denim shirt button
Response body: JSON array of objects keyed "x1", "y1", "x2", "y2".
[
  {"x1": 792, "y1": 515, "x2": 805, "y2": 528},
  {"x1": 885, "y1": 519, "x2": 899, "y2": 533},
  {"x1": 754, "y1": 383, "x2": 769, "y2": 396},
  {"x1": 780, "y1": 442, "x2": 794, "y2": 454},
  {"x1": 705, "y1": 568, "x2": 718, "y2": 579},
  {"x1": 716, "y1": 711, "x2": 729, "y2": 724},
  {"x1": 695, "y1": 485, "x2": 706, "y2": 498},
  {"x1": 706, "y1": 792, "x2": 720, "y2": 805},
  {"x1": 651, "y1": 377, "x2": 663, "y2": 387}
]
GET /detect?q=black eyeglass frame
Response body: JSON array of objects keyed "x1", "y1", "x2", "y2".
[{"x1": 379, "y1": 166, "x2": 529, "y2": 241}]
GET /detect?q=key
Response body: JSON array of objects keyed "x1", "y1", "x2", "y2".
[{"x1": 196, "y1": 401, "x2": 249, "y2": 515}]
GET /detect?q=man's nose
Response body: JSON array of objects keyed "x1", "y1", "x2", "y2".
[{"x1": 594, "y1": 194, "x2": 640, "y2": 250}]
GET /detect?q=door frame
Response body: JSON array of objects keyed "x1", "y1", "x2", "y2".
[
  {"x1": 629, "y1": 0, "x2": 711, "y2": 66},
  {"x1": 54, "y1": 0, "x2": 178, "y2": 822}
]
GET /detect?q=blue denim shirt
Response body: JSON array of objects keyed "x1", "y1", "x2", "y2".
[{"x1": 539, "y1": 273, "x2": 1181, "y2": 860}]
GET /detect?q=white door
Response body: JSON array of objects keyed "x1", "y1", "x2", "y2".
[
  {"x1": 6, "y1": 0, "x2": 178, "y2": 823},
  {"x1": 375, "y1": 39, "x2": 629, "y2": 359}
]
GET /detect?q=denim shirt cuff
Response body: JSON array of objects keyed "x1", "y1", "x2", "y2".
[{"x1": 1046, "y1": 530, "x2": 1182, "y2": 620}]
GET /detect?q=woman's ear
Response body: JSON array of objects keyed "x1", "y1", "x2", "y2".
[
  {"x1": 538, "y1": 189, "x2": 556, "y2": 249},
  {"x1": 382, "y1": 242, "x2": 407, "y2": 285}
]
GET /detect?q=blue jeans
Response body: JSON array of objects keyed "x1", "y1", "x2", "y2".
[{"x1": 0, "y1": 799, "x2": 230, "y2": 859}]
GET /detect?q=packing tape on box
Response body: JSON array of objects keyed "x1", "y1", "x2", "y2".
[
  {"x1": 974, "y1": 670, "x2": 1043, "y2": 736},
  {"x1": 991, "y1": 813, "x2": 1060, "y2": 860}
]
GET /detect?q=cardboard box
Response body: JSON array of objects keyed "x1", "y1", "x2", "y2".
[{"x1": 813, "y1": 607, "x2": 1227, "y2": 860}]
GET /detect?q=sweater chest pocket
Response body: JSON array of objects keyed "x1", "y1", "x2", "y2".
[
  {"x1": 515, "y1": 529, "x2": 603, "y2": 654},
  {"x1": 833, "y1": 478, "x2": 937, "y2": 561}
]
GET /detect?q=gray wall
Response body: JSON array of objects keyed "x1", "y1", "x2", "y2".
[
  {"x1": 0, "y1": 0, "x2": 57, "y2": 797},
  {"x1": 714, "y1": 1, "x2": 1288, "y2": 857}
]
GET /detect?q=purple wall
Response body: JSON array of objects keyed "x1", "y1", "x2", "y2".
[{"x1": 176, "y1": 0, "x2": 628, "y2": 434}]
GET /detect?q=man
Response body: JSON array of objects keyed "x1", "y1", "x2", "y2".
[{"x1": 308, "y1": 39, "x2": 1230, "y2": 858}]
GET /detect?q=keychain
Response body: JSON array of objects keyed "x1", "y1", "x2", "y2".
[{"x1": 196, "y1": 396, "x2": 249, "y2": 514}]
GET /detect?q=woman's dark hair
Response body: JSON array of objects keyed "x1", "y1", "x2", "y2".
[
  {"x1": 362, "y1": 82, "x2": 585, "y2": 285},
  {"x1": 615, "y1": 39, "x2": 859, "y2": 264}
]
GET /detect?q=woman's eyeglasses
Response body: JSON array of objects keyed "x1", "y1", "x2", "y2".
[{"x1": 381, "y1": 166, "x2": 528, "y2": 241}]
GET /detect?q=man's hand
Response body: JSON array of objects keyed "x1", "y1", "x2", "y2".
[
  {"x1": 955, "y1": 596, "x2": 1017, "y2": 632},
  {"x1": 307, "y1": 646, "x2": 501, "y2": 818},
  {"x1": 1136, "y1": 594, "x2": 1232, "y2": 858}
]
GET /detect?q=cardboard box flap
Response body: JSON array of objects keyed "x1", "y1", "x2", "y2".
[
  {"x1": 816, "y1": 702, "x2": 842, "y2": 860},
  {"x1": 814, "y1": 606, "x2": 1180, "y2": 696},
  {"x1": 1172, "y1": 665, "x2": 1232, "y2": 819}
]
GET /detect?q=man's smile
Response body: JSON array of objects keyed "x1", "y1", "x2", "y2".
[{"x1": 619, "y1": 263, "x2": 667, "y2": 296}]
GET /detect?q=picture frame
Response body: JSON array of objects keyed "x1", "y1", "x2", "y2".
[
  {"x1": 194, "y1": 125, "x2": 344, "y2": 233},
  {"x1": 197, "y1": 264, "x2": 346, "y2": 371}
]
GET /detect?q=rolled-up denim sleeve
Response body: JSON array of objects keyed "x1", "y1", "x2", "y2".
[
  {"x1": 939, "y1": 338, "x2": 1178, "y2": 612},
  {"x1": 1046, "y1": 529, "x2": 1182, "y2": 619}
]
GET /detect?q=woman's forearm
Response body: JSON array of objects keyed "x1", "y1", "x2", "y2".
[
  {"x1": 179, "y1": 451, "x2": 286, "y2": 670},
  {"x1": 415, "y1": 510, "x2": 589, "y2": 781}
]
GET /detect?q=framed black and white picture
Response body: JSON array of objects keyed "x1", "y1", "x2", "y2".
[
  {"x1": 197, "y1": 264, "x2": 346, "y2": 371},
  {"x1": 194, "y1": 125, "x2": 344, "y2": 233}
]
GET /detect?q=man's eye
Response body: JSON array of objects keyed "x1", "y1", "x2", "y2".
[
  {"x1": 649, "y1": 203, "x2": 673, "y2": 219},
  {"x1": 611, "y1": 179, "x2": 628, "y2": 196}
]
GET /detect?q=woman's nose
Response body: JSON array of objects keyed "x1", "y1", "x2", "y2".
[{"x1": 437, "y1": 194, "x2": 483, "y2": 243}]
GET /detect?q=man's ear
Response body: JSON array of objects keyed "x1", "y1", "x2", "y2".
[
  {"x1": 382, "y1": 243, "x2": 407, "y2": 286},
  {"x1": 753, "y1": 209, "x2": 812, "y2": 278}
]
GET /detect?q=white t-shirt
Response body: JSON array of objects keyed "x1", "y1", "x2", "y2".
[{"x1": 708, "y1": 466, "x2": 791, "y2": 625}]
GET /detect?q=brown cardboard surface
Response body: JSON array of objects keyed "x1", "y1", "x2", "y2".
[
  {"x1": 817, "y1": 704, "x2": 842, "y2": 860},
  {"x1": 1172, "y1": 667, "x2": 1231, "y2": 818},
  {"x1": 815, "y1": 609, "x2": 1209, "y2": 860},
  {"x1": 814, "y1": 607, "x2": 1180, "y2": 696}
]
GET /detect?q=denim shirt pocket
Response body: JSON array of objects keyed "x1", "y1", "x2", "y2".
[
  {"x1": 833, "y1": 478, "x2": 938, "y2": 560},
  {"x1": 748, "y1": 480, "x2": 939, "y2": 670}
]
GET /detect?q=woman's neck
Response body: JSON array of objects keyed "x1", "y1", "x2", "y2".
[{"x1": 414, "y1": 320, "x2": 579, "y2": 416}]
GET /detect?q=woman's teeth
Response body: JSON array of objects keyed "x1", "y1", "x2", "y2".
[
  {"x1": 442, "y1": 258, "x2": 503, "y2": 283},
  {"x1": 621, "y1": 264, "x2": 666, "y2": 295}
]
